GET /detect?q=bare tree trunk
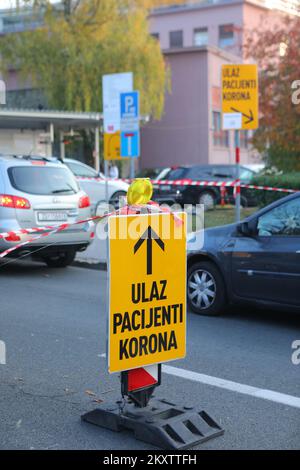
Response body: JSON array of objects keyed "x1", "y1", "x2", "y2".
[{"x1": 64, "y1": 0, "x2": 72, "y2": 18}]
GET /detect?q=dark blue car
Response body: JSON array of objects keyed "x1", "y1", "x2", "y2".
[{"x1": 187, "y1": 192, "x2": 300, "y2": 315}]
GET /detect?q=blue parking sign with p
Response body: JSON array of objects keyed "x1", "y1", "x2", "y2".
[
  {"x1": 120, "y1": 91, "x2": 139, "y2": 119},
  {"x1": 120, "y1": 91, "x2": 140, "y2": 158}
]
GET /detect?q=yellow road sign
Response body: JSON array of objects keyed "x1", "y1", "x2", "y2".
[
  {"x1": 222, "y1": 64, "x2": 258, "y2": 130},
  {"x1": 108, "y1": 212, "x2": 186, "y2": 373},
  {"x1": 104, "y1": 131, "x2": 122, "y2": 160}
]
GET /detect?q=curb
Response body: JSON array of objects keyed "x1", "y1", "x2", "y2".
[{"x1": 72, "y1": 260, "x2": 107, "y2": 271}]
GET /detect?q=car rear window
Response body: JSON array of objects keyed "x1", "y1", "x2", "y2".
[{"x1": 8, "y1": 166, "x2": 79, "y2": 195}]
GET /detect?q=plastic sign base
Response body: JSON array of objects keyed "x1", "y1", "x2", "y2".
[{"x1": 81, "y1": 398, "x2": 224, "y2": 450}]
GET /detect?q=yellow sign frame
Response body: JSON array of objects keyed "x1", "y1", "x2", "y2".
[{"x1": 107, "y1": 212, "x2": 187, "y2": 373}]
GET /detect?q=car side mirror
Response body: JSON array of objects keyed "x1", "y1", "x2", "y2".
[{"x1": 237, "y1": 219, "x2": 257, "y2": 237}]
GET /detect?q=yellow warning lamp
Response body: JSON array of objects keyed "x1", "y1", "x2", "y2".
[{"x1": 127, "y1": 178, "x2": 153, "y2": 206}]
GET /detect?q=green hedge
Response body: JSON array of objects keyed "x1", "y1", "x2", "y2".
[{"x1": 250, "y1": 173, "x2": 300, "y2": 207}]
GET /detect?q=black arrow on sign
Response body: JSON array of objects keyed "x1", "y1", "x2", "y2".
[
  {"x1": 134, "y1": 226, "x2": 165, "y2": 275},
  {"x1": 230, "y1": 107, "x2": 254, "y2": 125}
]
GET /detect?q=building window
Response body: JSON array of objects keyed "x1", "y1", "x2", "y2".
[
  {"x1": 219, "y1": 24, "x2": 235, "y2": 48},
  {"x1": 151, "y1": 32, "x2": 160, "y2": 41},
  {"x1": 169, "y1": 30, "x2": 183, "y2": 48},
  {"x1": 193, "y1": 28, "x2": 208, "y2": 47},
  {"x1": 213, "y1": 112, "x2": 229, "y2": 147}
]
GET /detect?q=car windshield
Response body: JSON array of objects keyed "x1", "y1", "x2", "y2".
[
  {"x1": 240, "y1": 168, "x2": 254, "y2": 181},
  {"x1": 137, "y1": 168, "x2": 161, "y2": 178},
  {"x1": 164, "y1": 168, "x2": 189, "y2": 180},
  {"x1": 66, "y1": 161, "x2": 99, "y2": 178},
  {"x1": 166, "y1": 167, "x2": 214, "y2": 181},
  {"x1": 8, "y1": 166, "x2": 79, "y2": 195}
]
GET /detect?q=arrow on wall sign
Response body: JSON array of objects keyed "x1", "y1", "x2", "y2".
[
  {"x1": 230, "y1": 107, "x2": 254, "y2": 124},
  {"x1": 134, "y1": 226, "x2": 165, "y2": 275}
]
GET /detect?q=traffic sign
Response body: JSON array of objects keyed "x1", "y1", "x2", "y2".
[
  {"x1": 222, "y1": 64, "x2": 258, "y2": 130},
  {"x1": 222, "y1": 112, "x2": 242, "y2": 130},
  {"x1": 104, "y1": 131, "x2": 122, "y2": 160},
  {"x1": 108, "y1": 212, "x2": 186, "y2": 373},
  {"x1": 120, "y1": 91, "x2": 140, "y2": 132},
  {"x1": 120, "y1": 91, "x2": 140, "y2": 159},
  {"x1": 102, "y1": 73, "x2": 133, "y2": 134},
  {"x1": 121, "y1": 130, "x2": 140, "y2": 158}
]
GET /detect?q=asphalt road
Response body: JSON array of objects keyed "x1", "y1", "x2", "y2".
[{"x1": 0, "y1": 259, "x2": 299, "y2": 450}]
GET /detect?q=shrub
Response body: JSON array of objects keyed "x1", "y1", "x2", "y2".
[{"x1": 250, "y1": 173, "x2": 300, "y2": 207}]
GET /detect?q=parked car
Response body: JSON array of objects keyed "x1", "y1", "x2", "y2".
[
  {"x1": 187, "y1": 192, "x2": 300, "y2": 315},
  {"x1": 136, "y1": 167, "x2": 170, "y2": 180},
  {"x1": 0, "y1": 155, "x2": 94, "y2": 267},
  {"x1": 64, "y1": 158, "x2": 129, "y2": 213},
  {"x1": 152, "y1": 164, "x2": 258, "y2": 210}
]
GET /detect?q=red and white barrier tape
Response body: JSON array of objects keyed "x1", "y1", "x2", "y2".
[
  {"x1": 0, "y1": 216, "x2": 100, "y2": 242},
  {"x1": 0, "y1": 202, "x2": 181, "y2": 259},
  {"x1": 76, "y1": 176, "x2": 298, "y2": 194},
  {"x1": 0, "y1": 177, "x2": 297, "y2": 259},
  {"x1": 240, "y1": 184, "x2": 296, "y2": 194},
  {"x1": 0, "y1": 216, "x2": 107, "y2": 259}
]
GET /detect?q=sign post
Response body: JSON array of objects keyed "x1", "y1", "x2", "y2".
[
  {"x1": 234, "y1": 129, "x2": 241, "y2": 222},
  {"x1": 82, "y1": 207, "x2": 224, "y2": 449},
  {"x1": 222, "y1": 64, "x2": 259, "y2": 221}
]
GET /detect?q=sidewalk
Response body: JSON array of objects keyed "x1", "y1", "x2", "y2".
[{"x1": 75, "y1": 237, "x2": 107, "y2": 267}]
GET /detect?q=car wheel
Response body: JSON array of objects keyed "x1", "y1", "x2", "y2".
[
  {"x1": 198, "y1": 191, "x2": 215, "y2": 211},
  {"x1": 187, "y1": 261, "x2": 226, "y2": 316},
  {"x1": 109, "y1": 191, "x2": 127, "y2": 209},
  {"x1": 44, "y1": 250, "x2": 76, "y2": 268}
]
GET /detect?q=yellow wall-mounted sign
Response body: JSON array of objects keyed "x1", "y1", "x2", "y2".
[
  {"x1": 104, "y1": 131, "x2": 121, "y2": 160},
  {"x1": 222, "y1": 64, "x2": 259, "y2": 130}
]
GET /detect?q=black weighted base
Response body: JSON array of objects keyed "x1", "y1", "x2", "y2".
[{"x1": 81, "y1": 398, "x2": 224, "y2": 450}]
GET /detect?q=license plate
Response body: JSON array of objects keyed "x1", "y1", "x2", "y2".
[
  {"x1": 37, "y1": 211, "x2": 68, "y2": 222},
  {"x1": 160, "y1": 185, "x2": 171, "y2": 191}
]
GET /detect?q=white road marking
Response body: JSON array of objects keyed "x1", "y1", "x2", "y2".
[
  {"x1": 162, "y1": 365, "x2": 300, "y2": 409},
  {"x1": 99, "y1": 353, "x2": 300, "y2": 409}
]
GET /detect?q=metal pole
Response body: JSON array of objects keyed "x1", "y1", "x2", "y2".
[
  {"x1": 130, "y1": 158, "x2": 135, "y2": 180},
  {"x1": 235, "y1": 129, "x2": 241, "y2": 222},
  {"x1": 94, "y1": 127, "x2": 100, "y2": 173},
  {"x1": 104, "y1": 160, "x2": 109, "y2": 203},
  {"x1": 59, "y1": 130, "x2": 65, "y2": 161},
  {"x1": 49, "y1": 123, "x2": 54, "y2": 158}
]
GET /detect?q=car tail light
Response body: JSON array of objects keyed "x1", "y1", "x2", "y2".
[
  {"x1": 78, "y1": 194, "x2": 90, "y2": 208},
  {"x1": 0, "y1": 194, "x2": 31, "y2": 209},
  {"x1": 5, "y1": 233, "x2": 21, "y2": 242}
]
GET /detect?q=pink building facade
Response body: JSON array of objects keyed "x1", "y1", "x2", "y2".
[{"x1": 140, "y1": 0, "x2": 294, "y2": 169}]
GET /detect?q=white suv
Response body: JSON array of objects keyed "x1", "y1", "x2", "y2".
[
  {"x1": 64, "y1": 158, "x2": 129, "y2": 214},
  {"x1": 0, "y1": 155, "x2": 94, "y2": 267}
]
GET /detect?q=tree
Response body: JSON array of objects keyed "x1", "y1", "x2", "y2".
[
  {"x1": 245, "y1": 16, "x2": 300, "y2": 171},
  {"x1": 0, "y1": 0, "x2": 170, "y2": 120}
]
